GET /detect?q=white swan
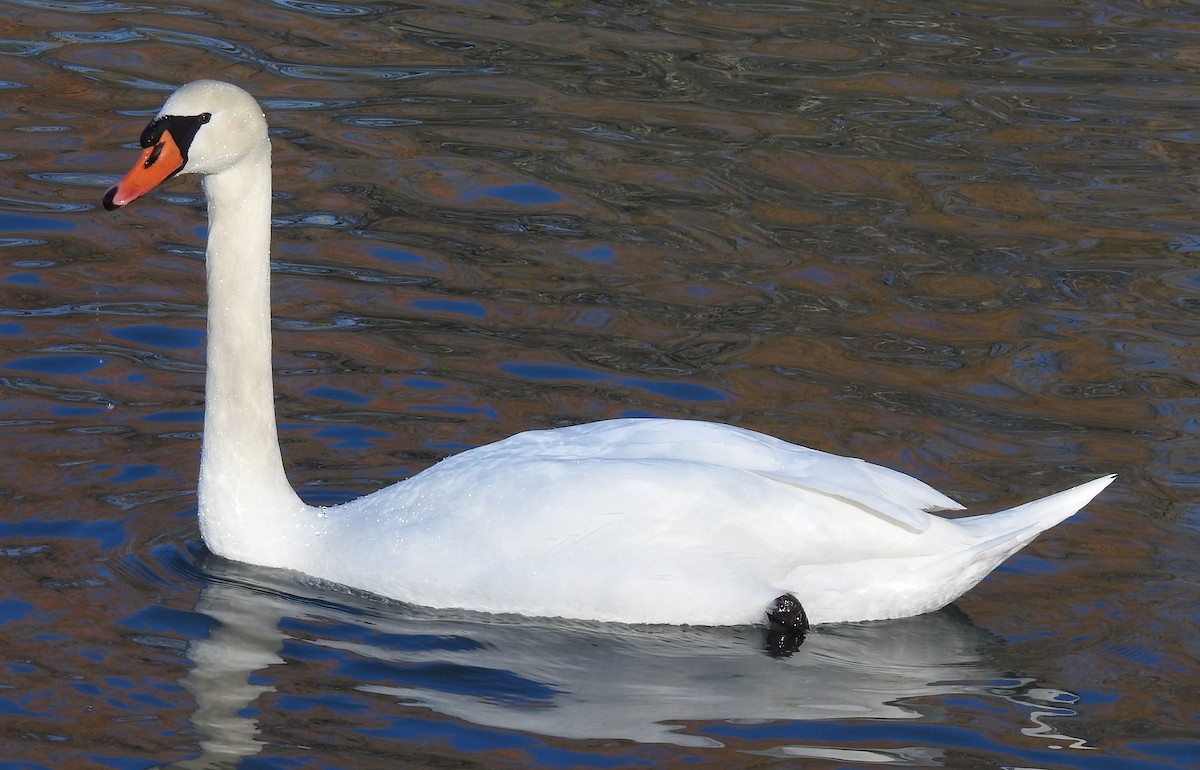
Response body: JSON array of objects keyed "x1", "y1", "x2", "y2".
[{"x1": 103, "y1": 80, "x2": 1114, "y2": 628}]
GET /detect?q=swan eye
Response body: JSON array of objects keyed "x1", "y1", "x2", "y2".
[{"x1": 139, "y1": 113, "x2": 213, "y2": 156}]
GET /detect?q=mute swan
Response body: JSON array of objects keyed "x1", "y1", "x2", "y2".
[{"x1": 103, "y1": 80, "x2": 1114, "y2": 629}]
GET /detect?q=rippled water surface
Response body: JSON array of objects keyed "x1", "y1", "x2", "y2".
[{"x1": 2, "y1": 0, "x2": 1198, "y2": 767}]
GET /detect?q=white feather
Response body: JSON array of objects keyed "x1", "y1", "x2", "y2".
[{"x1": 107, "y1": 81, "x2": 1115, "y2": 626}]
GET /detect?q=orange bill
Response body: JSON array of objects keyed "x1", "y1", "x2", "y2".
[{"x1": 102, "y1": 129, "x2": 186, "y2": 210}]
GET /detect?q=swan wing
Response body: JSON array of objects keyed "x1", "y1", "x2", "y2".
[
  {"x1": 330, "y1": 418, "x2": 969, "y2": 621},
  {"x1": 463, "y1": 418, "x2": 962, "y2": 532}
]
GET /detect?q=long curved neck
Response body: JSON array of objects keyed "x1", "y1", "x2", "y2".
[{"x1": 196, "y1": 143, "x2": 307, "y2": 560}]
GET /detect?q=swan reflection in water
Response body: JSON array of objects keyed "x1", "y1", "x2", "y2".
[{"x1": 158, "y1": 551, "x2": 1093, "y2": 767}]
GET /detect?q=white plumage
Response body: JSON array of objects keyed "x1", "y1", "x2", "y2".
[{"x1": 104, "y1": 80, "x2": 1114, "y2": 627}]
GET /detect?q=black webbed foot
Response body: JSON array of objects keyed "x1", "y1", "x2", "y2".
[
  {"x1": 768, "y1": 593, "x2": 808, "y2": 630},
  {"x1": 764, "y1": 593, "x2": 808, "y2": 657}
]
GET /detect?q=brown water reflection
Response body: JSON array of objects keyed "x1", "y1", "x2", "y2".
[{"x1": 1, "y1": 0, "x2": 1198, "y2": 767}]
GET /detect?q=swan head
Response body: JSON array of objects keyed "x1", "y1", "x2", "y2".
[{"x1": 103, "y1": 80, "x2": 268, "y2": 211}]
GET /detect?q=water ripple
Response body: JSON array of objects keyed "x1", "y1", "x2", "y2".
[
  {"x1": 264, "y1": 0, "x2": 376, "y2": 16},
  {"x1": 1, "y1": 1, "x2": 1196, "y2": 767}
]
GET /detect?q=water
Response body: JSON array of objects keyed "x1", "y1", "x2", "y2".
[{"x1": 1, "y1": 0, "x2": 1197, "y2": 767}]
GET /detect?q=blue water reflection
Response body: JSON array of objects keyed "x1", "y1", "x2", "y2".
[{"x1": 0, "y1": 0, "x2": 1195, "y2": 767}]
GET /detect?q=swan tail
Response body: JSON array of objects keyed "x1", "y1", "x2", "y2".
[
  {"x1": 956, "y1": 474, "x2": 1116, "y2": 546},
  {"x1": 782, "y1": 475, "x2": 1115, "y2": 625},
  {"x1": 923, "y1": 475, "x2": 1115, "y2": 617}
]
